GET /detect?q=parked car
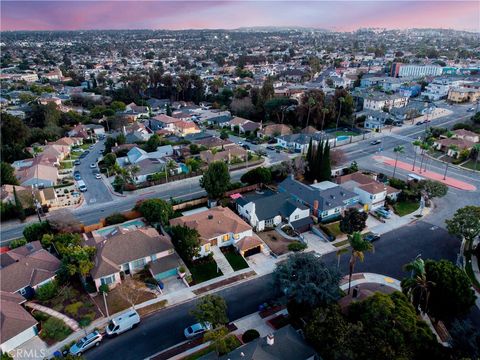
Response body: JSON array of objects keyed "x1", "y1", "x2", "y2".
[
  {"x1": 416, "y1": 121, "x2": 424, "y2": 126},
  {"x1": 375, "y1": 208, "x2": 391, "y2": 219},
  {"x1": 74, "y1": 171, "x2": 81, "y2": 181},
  {"x1": 370, "y1": 139, "x2": 381, "y2": 145},
  {"x1": 363, "y1": 232, "x2": 380, "y2": 242},
  {"x1": 74, "y1": 160, "x2": 81, "y2": 166},
  {"x1": 77, "y1": 180, "x2": 87, "y2": 192},
  {"x1": 467, "y1": 107, "x2": 475, "y2": 112},
  {"x1": 242, "y1": 144, "x2": 250, "y2": 150},
  {"x1": 106, "y1": 309, "x2": 140, "y2": 337},
  {"x1": 184, "y1": 322, "x2": 212, "y2": 339},
  {"x1": 69, "y1": 331, "x2": 102, "y2": 356},
  {"x1": 266, "y1": 146, "x2": 276, "y2": 151}
]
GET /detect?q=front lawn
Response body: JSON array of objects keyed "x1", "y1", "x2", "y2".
[
  {"x1": 189, "y1": 258, "x2": 223, "y2": 284},
  {"x1": 183, "y1": 335, "x2": 241, "y2": 360},
  {"x1": 221, "y1": 246, "x2": 249, "y2": 271},
  {"x1": 60, "y1": 161, "x2": 73, "y2": 169},
  {"x1": 461, "y1": 160, "x2": 480, "y2": 171},
  {"x1": 393, "y1": 201, "x2": 419, "y2": 216},
  {"x1": 331, "y1": 130, "x2": 357, "y2": 137},
  {"x1": 33, "y1": 311, "x2": 72, "y2": 345}
]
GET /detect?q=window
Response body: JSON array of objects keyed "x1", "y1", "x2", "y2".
[
  {"x1": 204, "y1": 244, "x2": 211, "y2": 252},
  {"x1": 131, "y1": 258, "x2": 146, "y2": 269},
  {"x1": 234, "y1": 234, "x2": 240, "y2": 240},
  {"x1": 223, "y1": 234, "x2": 229, "y2": 241},
  {"x1": 101, "y1": 275, "x2": 115, "y2": 286}
]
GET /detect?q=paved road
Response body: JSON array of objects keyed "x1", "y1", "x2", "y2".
[
  {"x1": 85, "y1": 220, "x2": 480, "y2": 360},
  {"x1": 74, "y1": 139, "x2": 113, "y2": 206}
]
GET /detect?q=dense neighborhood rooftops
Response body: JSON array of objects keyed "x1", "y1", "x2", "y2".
[
  {"x1": 0, "y1": 241, "x2": 61, "y2": 293},
  {"x1": 169, "y1": 207, "x2": 252, "y2": 244}
]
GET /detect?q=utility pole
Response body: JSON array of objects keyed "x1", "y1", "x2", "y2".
[
  {"x1": 103, "y1": 290, "x2": 110, "y2": 318},
  {"x1": 443, "y1": 161, "x2": 449, "y2": 180}
]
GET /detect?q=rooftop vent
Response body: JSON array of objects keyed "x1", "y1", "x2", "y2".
[{"x1": 208, "y1": 214, "x2": 213, "y2": 220}]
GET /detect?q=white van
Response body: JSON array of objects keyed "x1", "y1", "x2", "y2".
[
  {"x1": 77, "y1": 180, "x2": 87, "y2": 192},
  {"x1": 106, "y1": 309, "x2": 140, "y2": 337}
]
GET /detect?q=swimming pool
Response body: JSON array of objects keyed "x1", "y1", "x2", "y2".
[
  {"x1": 95, "y1": 218, "x2": 146, "y2": 237},
  {"x1": 336, "y1": 135, "x2": 350, "y2": 141}
]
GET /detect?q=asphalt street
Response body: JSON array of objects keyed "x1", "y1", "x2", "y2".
[
  {"x1": 74, "y1": 139, "x2": 113, "y2": 206},
  {"x1": 85, "y1": 220, "x2": 479, "y2": 360}
]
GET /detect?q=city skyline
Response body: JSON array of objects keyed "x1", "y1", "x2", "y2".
[{"x1": 1, "y1": 1, "x2": 479, "y2": 32}]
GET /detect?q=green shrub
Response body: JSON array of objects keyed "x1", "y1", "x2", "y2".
[
  {"x1": 35, "y1": 281, "x2": 59, "y2": 301},
  {"x1": 388, "y1": 178, "x2": 407, "y2": 190},
  {"x1": 65, "y1": 301, "x2": 83, "y2": 317},
  {"x1": 242, "y1": 329, "x2": 260, "y2": 343},
  {"x1": 40, "y1": 317, "x2": 72, "y2": 342},
  {"x1": 9, "y1": 238, "x2": 27, "y2": 249},
  {"x1": 79, "y1": 312, "x2": 96, "y2": 327},
  {"x1": 288, "y1": 241, "x2": 307, "y2": 252},
  {"x1": 104, "y1": 212, "x2": 127, "y2": 225},
  {"x1": 32, "y1": 311, "x2": 50, "y2": 322}
]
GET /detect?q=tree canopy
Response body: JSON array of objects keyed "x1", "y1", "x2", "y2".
[
  {"x1": 190, "y1": 294, "x2": 228, "y2": 328},
  {"x1": 340, "y1": 208, "x2": 368, "y2": 234},
  {"x1": 273, "y1": 252, "x2": 341, "y2": 308},
  {"x1": 1, "y1": 162, "x2": 19, "y2": 185},
  {"x1": 240, "y1": 167, "x2": 272, "y2": 185},
  {"x1": 170, "y1": 225, "x2": 201, "y2": 263},
  {"x1": 200, "y1": 161, "x2": 230, "y2": 200},
  {"x1": 446, "y1": 205, "x2": 480, "y2": 244},
  {"x1": 136, "y1": 199, "x2": 173, "y2": 226}
]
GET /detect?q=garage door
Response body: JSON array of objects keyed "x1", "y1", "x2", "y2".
[
  {"x1": 154, "y1": 268, "x2": 178, "y2": 280},
  {"x1": 244, "y1": 246, "x2": 261, "y2": 257}
]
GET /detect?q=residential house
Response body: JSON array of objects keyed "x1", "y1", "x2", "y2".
[
  {"x1": 433, "y1": 137, "x2": 476, "y2": 158},
  {"x1": 279, "y1": 69, "x2": 307, "y2": 82},
  {"x1": 279, "y1": 176, "x2": 359, "y2": 222},
  {"x1": 354, "y1": 90, "x2": 409, "y2": 111},
  {"x1": 0, "y1": 241, "x2": 61, "y2": 299},
  {"x1": 174, "y1": 120, "x2": 201, "y2": 136},
  {"x1": 85, "y1": 226, "x2": 177, "y2": 290},
  {"x1": 200, "y1": 145, "x2": 247, "y2": 164},
  {"x1": 0, "y1": 292, "x2": 38, "y2": 354},
  {"x1": 276, "y1": 133, "x2": 325, "y2": 154},
  {"x1": 228, "y1": 116, "x2": 250, "y2": 131},
  {"x1": 68, "y1": 124, "x2": 90, "y2": 139},
  {"x1": 169, "y1": 207, "x2": 255, "y2": 257},
  {"x1": 199, "y1": 325, "x2": 317, "y2": 360},
  {"x1": 448, "y1": 87, "x2": 480, "y2": 103},
  {"x1": 14, "y1": 160, "x2": 59, "y2": 188},
  {"x1": 258, "y1": 124, "x2": 292, "y2": 138},
  {"x1": 236, "y1": 192, "x2": 311, "y2": 232},
  {"x1": 85, "y1": 124, "x2": 106, "y2": 137},
  {"x1": 125, "y1": 102, "x2": 150, "y2": 117},
  {"x1": 451, "y1": 129, "x2": 480, "y2": 143},
  {"x1": 149, "y1": 114, "x2": 181, "y2": 132},
  {"x1": 52, "y1": 137, "x2": 83, "y2": 148},
  {"x1": 422, "y1": 78, "x2": 463, "y2": 101},
  {"x1": 240, "y1": 121, "x2": 261, "y2": 135},
  {"x1": 337, "y1": 172, "x2": 388, "y2": 210},
  {"x1": 194, "y1": 137, "x2": 235, "y2": 150},
  {"x1": 363, "y1": 110, "x2": 393, "y2": 131},
  {"x1": 117, "y1": 145, "x2": 174, "y2": 166}
]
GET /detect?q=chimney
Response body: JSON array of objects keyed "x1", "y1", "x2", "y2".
[
  {"x1": 208, "y1": 214, "x2": 213, "y2": 220},
  {"x1": 266, "y1": 334, "x2": 274, "y2": 346}
]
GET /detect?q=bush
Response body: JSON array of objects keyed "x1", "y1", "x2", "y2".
[
  {"x1": 104, "y1": 212, "x2": 127, "y2": 225},
  {"x1": 388, "y1": 177, "x2": 407, "y2": 190},
  {"x1": 419, "y1": 180, "x2": 448, "y2": 198},
  {"x1": 9, "y1": 237, "x2": 27, "y2": 249},
  {"x1": 23, "y1": 221, "x2": 52, "y2": 242},
  {"x1": 65, "y1": 301, "x2": 83, "y2": 317},
  {"x1": 40, "y1": 317, "x2": 72, "y2": 342},
  {"x1": 288, "y1": 241, "x2": 307, "y2": 252},
  {"x1": 242, "y1": 329, "x2": 260, "y2": 343},
  {"x1": 35, "y1": 281, "x2": 59, "y2": 301},
  {"x1": 99, "y1": 284, "x2": 109, "y2": 293}
]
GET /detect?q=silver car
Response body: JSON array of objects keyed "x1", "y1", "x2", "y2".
[{"x1": 69, "y1": 331, "x2": 102, "y2": 356}]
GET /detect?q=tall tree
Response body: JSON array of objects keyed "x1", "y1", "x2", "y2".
[
  {"x1": 313, "y1": 140, "x2": 323, "y2": 181},
  {"x1": 339, "y1": 208, "x2": 368, "y2": 234},
  {"x1": 347, "y1": 232, "x2": 374, "y2": 294},
  {"x1": 170, "y1": 225, "x2": 201, "y2": 263},
  {"x1": 190, "y1": 294, "x2": 228, "y2": 328},
  {"x1": 446, "y1": 206, "x2": 480, "y2": 245},
  {"x1": 13, "y1": 186, "x2": 25, "y2": 221},
  {"x1": 200, "y1": 161, "x2": 230, "y2": 200},
  {"x1": 320, "y1": 141, "x2": 332, "y2": 181},
  {"x1": 401, "y1": 257, "x2": 435, "y2": 314},
  {"x1": 305, "y1": 138, "x2": 314, "y2": 181},
  {"x1": 392, "y1": 145, "x2": 405, "y2": 178},
  {"x1": 1, "y1": 162, "x2": 19, "y2": 185},
  {"x1": 136, "y1": 199, "x2": 173, "y2": 226}
]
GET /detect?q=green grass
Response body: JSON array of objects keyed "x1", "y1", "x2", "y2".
[
  {"x1": 323, "y1": 222, "x2": 344, "y2": 237},
  {"x1": 183, "y1": 335, "x2": 241, "y2": 360},
  {"x1": 189, "y1": 260, "x2": 223, "y2": 284},
  {"x1": 60, "y1": 161, "x2": 73, "y2": 169},
  {"x1": 333, "y1": 239, "x2": 350, "y2": 248},
  {"x1": 393, "y1": 201, "x2": 419, "y2": 216},
  {"x1": 223, "y1": 250, "x2": 249, "y2": 271},
  {"x1": 461, "y1": 160, "x2": 480, "y2": 171}
]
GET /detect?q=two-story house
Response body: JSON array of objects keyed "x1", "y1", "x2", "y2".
[{"x1": 278, "y1": 176, "x2": 359, "y2": 222}]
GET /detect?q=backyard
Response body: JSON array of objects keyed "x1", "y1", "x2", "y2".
[
  {"x1": 393, "y1": 200, "x2": 419, "y2": 216},
  {"x1": 258, "y1": 230, "x2": 292, "y2": 255},
  {"x1": 221, "y1": 246, "x2": 249, "y2": 271}
]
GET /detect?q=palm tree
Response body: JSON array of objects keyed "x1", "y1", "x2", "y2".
[
  {"x1": 321, "y1": 107, "x2": 329, "y2": 131},
  {"x1": 336, "y1": 247, "x2": 348, "y2": 268},
  {"x1": 392, "y1": 145, "x2": 405, "y2": 178},
  {"x1": 335, "y1": 97, "x2": 345, "y2": 133},
  {"x1": 347, "y1": 232, "x2": 374, "y2": 294},
  {"x1": 402, "y1": 257, "x2": 435, "y2": 314},
  {"x1": 411, "y1": 140, "x2": 422, "y2": 171},
  {"x1": 418, "y1": 142, "x2": 430, "y2": 173},
  {"x1": 305, "y1": 97, "x2": 316, "y2": 129}
]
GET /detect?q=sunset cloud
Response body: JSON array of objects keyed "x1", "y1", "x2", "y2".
[{"x1": 1, "y1": 1, "x2": 479, "y2": 32}]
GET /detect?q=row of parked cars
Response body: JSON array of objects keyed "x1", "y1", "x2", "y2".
[{"x1": 68, "y1": 309, "x2": 212, "y2": 356}]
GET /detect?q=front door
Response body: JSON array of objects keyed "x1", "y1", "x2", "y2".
[{"x1": 210, "y1": 238, "x2": 218, "y2": 246}]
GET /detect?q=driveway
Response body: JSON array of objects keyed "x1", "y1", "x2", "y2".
[{"x1": 74, "y1": 139, "x2": 113, "y2": 206}]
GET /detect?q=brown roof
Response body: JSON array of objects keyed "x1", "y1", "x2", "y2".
[
  {"x1": 153, "y1": 114, "x2": 181, "y2": 124},
  {"x1": 386, "y1": 185, "x2": 401, "y2": 194},
  {"x1": 435, "y1": 138, "x2": 475, "y2": 150},
  {"x1": 236, "y1": 235, "x2": 263, "y2": 252},
  {"x1": 260, "y1": 124, "x2": 292, "y2": 137},
  {"x1": 0, "y1": 292, "x2": 38, "y2": 342},
  {"x1": 229, "y1": 117, "x2": 250, "y2": 126},
  {"x1": 199, "y1": 145, "x2": 247, "y2": 164},
  {"x1": 241, "y1": 121, "x2": 261, "y2": 132},
  {"x1": 194, "y1": 137, "x2": 235, "y2": 149},
  {"x1": 337, "y1": 172, "x2": 375, "y2": 185},
  {"x1": 453, "y1": 129, "x2": 479, "y2": 138},
  {"x1": 149, "y1": 252, "x2": 182, "y2": 276},
  {"x1": 0, "y1": 241, "x2": 61, "y2": 293},
  {"x1": 357, "y1": 182, "x2": 386, "y2": 195},
  {"x1": 15, "y1": 164, "x2": 58, "y2": 185},
  {"x1": 169, "y1": 207, "x2": 252, "y2": 244},
  {"x1": 89, "y1": 227, "x2": 174, "y2": 279}
]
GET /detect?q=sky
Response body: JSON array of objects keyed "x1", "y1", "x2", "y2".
[{"x1": 1, "y1": 1, "x2": 479, "y2": 32}]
